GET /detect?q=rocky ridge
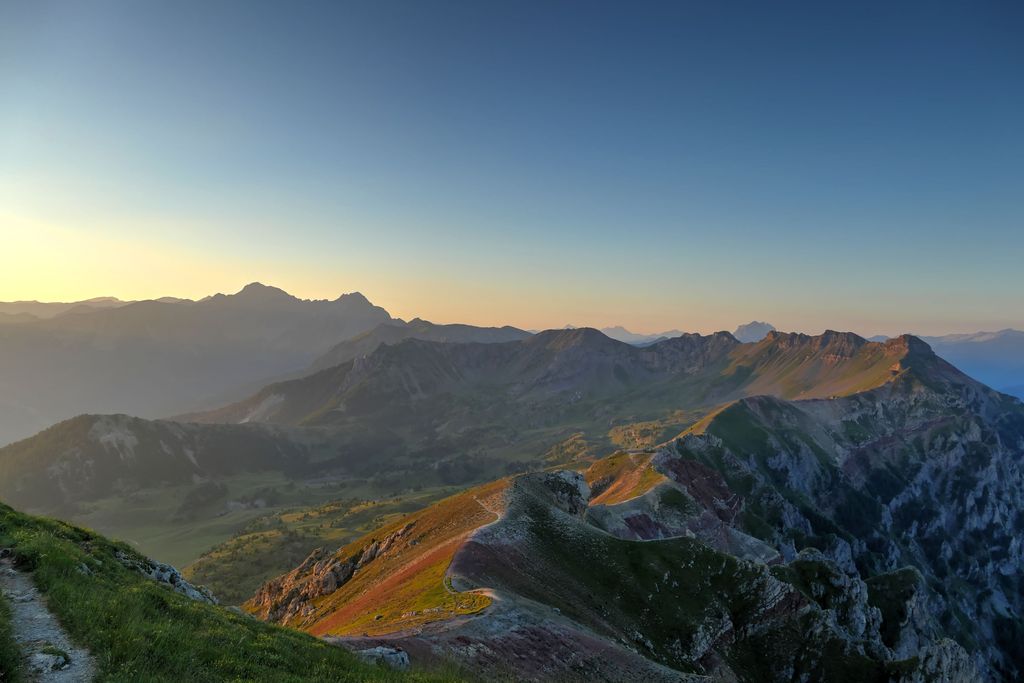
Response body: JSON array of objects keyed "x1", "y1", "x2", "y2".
[{"x1": 245, "y1": 335, "x2": 1019, "y2": 680}]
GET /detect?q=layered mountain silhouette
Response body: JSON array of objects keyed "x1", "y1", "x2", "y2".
[
  {"x1": 0, "y1": 328, "x2": 949, "y2": 517},
  {"x1": 307, "y1": 318, "x2": 531, "y2": 373},
  {"x1": 0, "y1": 283, "x2": 391, "y2": 445},
  {"x1": 191, "y1": 328, "x2": 927, "y2": 428},
  {"x1": 922, "y1": 329, "x2": 1024, "y2": 398},
  {"x1": 0, "y1": 295, "x2": 130, "y2": 320},
  {"x1": 597, "y1": 325, "x2": 687, "y2": 345}
]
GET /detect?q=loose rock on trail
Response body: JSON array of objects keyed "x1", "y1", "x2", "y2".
[{"x1": 1, "y1": 557, "x2": 96, "y2": 682}]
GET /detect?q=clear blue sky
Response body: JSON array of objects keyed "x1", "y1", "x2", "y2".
[{"x1": 1, "y1": 1, "x2": 1021, "y2": 335}]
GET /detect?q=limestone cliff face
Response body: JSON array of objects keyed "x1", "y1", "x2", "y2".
[{"x1": 665, "y1": 359, "x2": 1024, "y2": 679}]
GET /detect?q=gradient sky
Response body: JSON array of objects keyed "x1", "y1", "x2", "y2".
[{"x1": 1, "y1": 1, "x2": 1022, "y2": 336}]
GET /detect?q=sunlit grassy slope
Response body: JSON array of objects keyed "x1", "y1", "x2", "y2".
[
  {"x1": 185, "y1": 485, "x2": 460, "y2": 604},
  {"x1": 583, "y1": 451, "x2": 666, "y2": 505},
  {"x1": 300, "y1": 478, "x2": 507, "y2": 637},
  {"x1": 0, "y1": 501, "x2": 465, "y2": 683},
  {"x1": 248, "y1": 479, "x2": 511, "y2": 638}
]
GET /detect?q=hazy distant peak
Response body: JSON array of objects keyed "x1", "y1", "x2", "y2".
[
  {"x1": 530, "y1": 326, "x2": 623, "y2": 351},
  {"x1": 596, "y1": 325, "x2": 688, "y2": 345},
  {"x1": 733, "y1": 321, "x2": 776, "y2": 343},
  {"x1": 334, "y1": 291, "x2": 371, "y2": 305},
  {"x1": 81, "y1": 296, "x2": 125, "y2": 304},
  {"x1": 234, "y1": 282, "x2": 295, "y2": 302},
  {"x1": 926, "y1": 329, "x2": 1024, "y2": 344}
]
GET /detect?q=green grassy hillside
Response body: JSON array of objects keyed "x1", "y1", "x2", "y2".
[{"x1": 0, "y1": 501, "x2": 464, "y2": 683}]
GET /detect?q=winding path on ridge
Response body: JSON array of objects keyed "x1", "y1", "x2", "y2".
[{"x1": 0, "y1": 558, "x2": 96, "y2": 682}]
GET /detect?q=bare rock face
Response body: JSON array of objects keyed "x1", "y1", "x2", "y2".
[
  {"x1": 896, "y1": 639, "x2": 985, "y2": 683},
  {"x1": 353, "y1": 645, "x2": 410, "y2": 670},
  {"x1": 785, "y1": 549, "x2": 885, "y2": 653},
  {"x1": 115, "y1": 550, "x2": 217, "y2": 604},
  {"x1": 248, "y1": 522, "x2": 417, "y2": 624},
  {"x1": 248, "y1": 548, "x2": 356, "y2": 623},
  {"x1": 537, "y1": 471, "x2": 591, "y2": 515}
]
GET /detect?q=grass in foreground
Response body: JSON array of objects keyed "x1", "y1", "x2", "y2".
[{"x1": 0, "y1": 501, "x2": 465, "y2": 683}]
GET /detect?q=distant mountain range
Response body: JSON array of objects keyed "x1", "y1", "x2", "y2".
[
  {"x1": 0, "y1": 283, "x2": 391, "y2": 445},
  {"x1": 192, "y1": 329, "x2": 938, "y2": 430},
  {"x1": 0, "y1": 328, "x2": 934, "y2": 526},
  {"x1": 857, "y1": 328, "x2": 1023, "y2": 399},
  {"x1": 3, "y1": 287, "x2": 1019, "y2": 450},
  {"x1": 307, "y1": 318, "x2": 531, "y2": 373},
  {"x1": 0, "y1": 295, "x2": 131, "y2": 320},
  {"x1": 921, "y1": 329, "x2": 1024, "y2": 398},
  {"x1": 596, "y1": 325, "x2": 687, "y2": 345}
]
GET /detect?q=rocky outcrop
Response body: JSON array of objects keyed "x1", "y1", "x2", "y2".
[
  {"x1": 896, "y1": 639, "x2": 985, "y2": 683},
  {"x1": 114, "y1": 550, "x2": 216, "y2": 604},
  {"x1": 352, "y1": 645, "x2": 410, "y2": 670},
  {"x1": 540, "y1": 471, "x2": 591, "y2": 515},
  {"x1": 247, "y1": 522, "x2": 417, "y2": 623}
]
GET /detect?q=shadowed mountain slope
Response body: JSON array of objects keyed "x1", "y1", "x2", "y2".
[
  {"x1": 308, "y1": 319, "x2": 531, "y2": 373},
  {"x1": 194, "y1": 329, "x2": 928, "y2": 429},
  {"x1": 0, "y1": 415, "x2": 339, "y2": 515}
]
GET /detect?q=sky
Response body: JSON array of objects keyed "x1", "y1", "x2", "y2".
[{"x1": 1, "y1": 1, "x2": 1022, "y2": 336}]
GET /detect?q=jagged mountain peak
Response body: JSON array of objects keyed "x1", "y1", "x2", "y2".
[
  {"x1": 763, "y1": 328, "x2": 866, "y2": 345},
  {"x1": 334, "y1": 291, "x2": 371, "y2": 305},
  {"x1": 883, "y1": 333, "x2": 935, "y2": 356}
]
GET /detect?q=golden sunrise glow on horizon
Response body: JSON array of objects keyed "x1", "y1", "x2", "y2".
[
  {"x1": 0, "y1": 213, "x2": 724, "y2": 334},
  {"x1": 1, "y1": 1, "x2": 1021, "y2": 341},
  {"x1": 1, "y1": 213, "x2": 1009, "y2": 338}
]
